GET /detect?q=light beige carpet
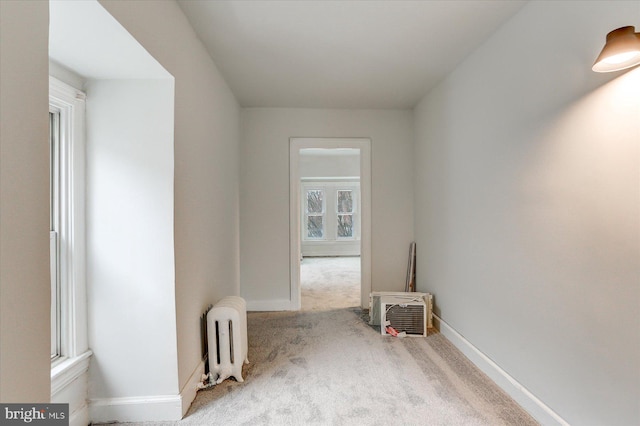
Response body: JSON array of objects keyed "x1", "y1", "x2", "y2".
[
  {"x1": 104, "y1": 257, "x2": 538, "y2": 426},
  {"x1": 300, "y1": 256, "x2": 360, "y2": 311}
]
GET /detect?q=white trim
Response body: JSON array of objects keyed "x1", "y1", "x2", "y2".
[
  {"x1": 51, "y1": 350, "x2": 91, "y2": 426},
  {"x1": 51, "y1": 350, "x2": 92, "y2": 396},
  {"x1": 89, "y1": 395, "x2": 183, "y2": 423},
  {"x1": 290, "y1": 138, "x2": 372, "y2": 310},
  {"x1": 301, "y1": 176, "x2": 360, "y2": 182},
  {"x1": 246, "y1": 299, "x2": 294, "y2": 312},
  {"x1": 49, "y1": 77, "x2": 91, "y2": 424},
  {"x1": 179, "y1": 358, "x2": 206, "y2": 416},
  {"x1": 290, "y1": 142, "x2": 302, "y2": 310},
  {"x1": 68, "y1": 405, "x2": 89, "y2": 426},
  {"x1": 49, "y1": 76, "x2": 89, "y2": 362},
  {"x1": 434, "y1": 314, "x2": 569, "y2": 426}
]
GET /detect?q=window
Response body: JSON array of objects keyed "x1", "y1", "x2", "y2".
[
  {"x1": 301, "y1": 180, "x2": 360, "y2": 244},
  {"x1": 305, "y1": 189, "x2": 325, "y2": 239},
  {"x1": 49, "y1": 77, "x2": 87, "y2": 366},
  {"x1": 337, "y1": 190, "x2": 354, "y2": 239}
]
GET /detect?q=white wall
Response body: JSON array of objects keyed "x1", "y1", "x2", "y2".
[
  {"x1": 413, "y1": 1, "x2": 639, "y2": 425},
  {"x1": 85, "y1": 79, "x2": 177, "y2": 414},
  {"x1": 98, "y1": 0, "x2": 241, "y2": 409},
  {"x1": 240, "y1": 108, "x2": 413, "y2": 307},
  {"x1": 0, "y1": 0, "x2": 51, "y2": 403},
  {"x1": 299, "y1": 151, "x2": 360, "y2": 178},
  {"x1": 49, "y1": 60, "x2": 86, "y2": 90}
]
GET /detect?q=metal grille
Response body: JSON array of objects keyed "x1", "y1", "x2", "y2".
[{"x1": 385, "y1": 304, "x2": 425, "y2": 335}]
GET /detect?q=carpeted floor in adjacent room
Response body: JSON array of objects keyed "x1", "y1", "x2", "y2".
[{"x1": 106, "y1": 256, "x2": 538, "y2": 426}]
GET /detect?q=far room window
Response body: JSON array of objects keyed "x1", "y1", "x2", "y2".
[
  {"x1": 337, "y1": 190, "x2": 354, "y2": 239},
  {"x1": 305, "y1": 189, "x2": 325, "y2": 239},
  {"x1": 301, "y1": 181, "x2": 360, "y2": 244}
]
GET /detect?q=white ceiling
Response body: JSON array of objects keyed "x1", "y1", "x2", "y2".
[{"x1": 177, "y1": 0, "x2": 526, "y2": 109}]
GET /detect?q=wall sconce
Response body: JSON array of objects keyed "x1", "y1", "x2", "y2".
[{"x1": 593, "y1": 26, "x2": 640, "y2": 72}]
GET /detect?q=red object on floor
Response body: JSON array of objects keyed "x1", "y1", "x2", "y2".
[{"x1": 385, "y1": 326, "x2": 399, "y2": 336}]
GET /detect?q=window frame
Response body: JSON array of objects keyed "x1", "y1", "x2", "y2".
[
  {"x1": 49, "y1": 76, "x2": 88, "y2": 369},
  {"x1": 301, "y1": 180, "x2": 360, "y2": 243}
]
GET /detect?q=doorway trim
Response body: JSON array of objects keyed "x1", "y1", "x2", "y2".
[{"x1": 289, "y1": 137, "x2": 372, "y2": 310}]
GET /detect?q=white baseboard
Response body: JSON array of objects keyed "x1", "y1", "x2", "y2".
[
  {"x1": 180, "y1": 358, "x2": 206, "y2": 416},
  {"x1": 69, "y1": 405, "x2": 88, "y2": 426},
  {"x1": 88, "y1": 359, "x2": 205, "y2": 424},
  {"x1": 89, "y1": 394, "x2": 182, "y2": 423},
  {"x1": 246, "y1": 299, "x2": 293, "y2": 312},
  {"x1": 51, "y1": 352, "x2": 91, "y2": 426},
  {"x1": 434, "y1": 315, "x2": 569, "y2": 426}
]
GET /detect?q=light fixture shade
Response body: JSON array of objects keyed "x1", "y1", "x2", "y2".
[{"x1": 593, "y1": 26, "x2": 640, "y2": 72}]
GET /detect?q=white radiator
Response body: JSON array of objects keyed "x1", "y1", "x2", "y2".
[{"x1": 207, "y1": 296, "x2": 249, "y2": 384}]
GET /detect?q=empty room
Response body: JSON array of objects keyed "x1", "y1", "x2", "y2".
[{"x1": 1, "y1": 1, "x2": 638, "y2": 425}]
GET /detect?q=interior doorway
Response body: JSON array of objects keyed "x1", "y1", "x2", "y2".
[
  {"x1": 299, "y1": 148, "x2": 360, "y2": 310},
  {"x1": 289, "y1": 138, "x2": 371, "y2": 310}
]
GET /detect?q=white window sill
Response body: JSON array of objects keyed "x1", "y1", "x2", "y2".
[{"x1": 51, "y1": 350, "x2": 92, "y2": 396}]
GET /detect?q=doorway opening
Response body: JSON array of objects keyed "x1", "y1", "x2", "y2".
[
  {"x1": 300, "y1": 256, "x2": 360, "y2": 310},
  {"x1": 290, "y1": 138, "x2": 371, "y2": 311}
]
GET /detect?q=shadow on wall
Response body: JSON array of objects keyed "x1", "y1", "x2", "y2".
[{"x1": 520, "y1": 67, "x2": 639, "y2": 283}]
